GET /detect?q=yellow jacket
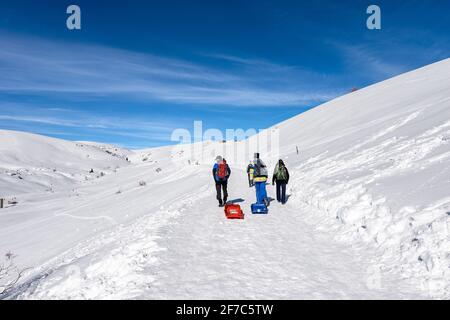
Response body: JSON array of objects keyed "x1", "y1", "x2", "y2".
[{"x1": 254, "y1": 176, "x2": 267, "y2": 183}]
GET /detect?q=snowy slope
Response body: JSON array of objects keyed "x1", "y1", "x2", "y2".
[
  {"x1": 168, "y1": 58, "x2": 450, "y2": 297},
  {"x1": 0, "y1": 130, "x2": 131, "y2": 197},
  {"x1": 255, "y1": 58, "x2": 450, "y2": 298},
  {"x1": 0, "y1": 58, "x2": 449, "y2": 299}
]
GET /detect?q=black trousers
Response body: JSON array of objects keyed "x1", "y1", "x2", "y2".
[
  {"x1": 276, "y1": 182, "x2": 287, "y2": 204},
  {"x1": 215, "y1": 181, "x2": 228, "y2": 204},
  {"x1": 248, "y1": 175, "x2": 254, "y2": 187}
]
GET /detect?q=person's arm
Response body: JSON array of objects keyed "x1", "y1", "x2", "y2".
[
  {"x1": 227, "y1": 165, "x2": 231, "y2": 177},
  {"x1": 272, "y1": 164, "x2": 278, "y2": 185},
  {"x1": 286, "y1": 168, "x2": 290, "y2": 184},
  {"x1": 212, "y1": 165, "x2": 217, "y2": 181}
]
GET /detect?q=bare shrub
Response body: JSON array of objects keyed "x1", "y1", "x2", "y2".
[{"x1": 0, "y1": 252, "x2": 28, "y2": 296}]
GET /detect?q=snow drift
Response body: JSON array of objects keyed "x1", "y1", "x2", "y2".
[{"x1": 266, "y1": 58, "x2": 450, "y2": 298}]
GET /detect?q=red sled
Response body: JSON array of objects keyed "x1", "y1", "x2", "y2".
[{"x1": 224, "y1": 204, "x2": 244, "y2": 220}]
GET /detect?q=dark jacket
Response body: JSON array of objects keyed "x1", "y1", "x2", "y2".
[
  {"x1": 212, "y1": 162, "x2": 231, "y2": 182},
  {"x1": 254, "y1": 159, "x2": 268, "y2": 178},
  {"x1": 272, "y1": 161, "x2": 290, "y2": 184}
]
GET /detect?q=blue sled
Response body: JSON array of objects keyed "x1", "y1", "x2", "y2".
[{"x1": 251, "y1": 203, "x2": 268, "y2": 214}]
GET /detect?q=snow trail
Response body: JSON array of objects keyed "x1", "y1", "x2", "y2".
[
  {"x1": 140, "y1": 169, "x2": 425, "y2": 299},
  {"x1": 12, "y1": 167, "x2": 425, "y2": 299}
]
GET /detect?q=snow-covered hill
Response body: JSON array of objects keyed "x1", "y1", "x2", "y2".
[
  {"x1": 271, "y1": 58, "x2": 450, "y2": 298},
  {"x1": 0, "y1": 59, "x2": 449, "y2": 299},
  {"x1": 0, "y1": 130, "x2": 131, "y2": 197}
]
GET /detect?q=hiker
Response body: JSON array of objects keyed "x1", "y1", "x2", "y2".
[
  {"x1": 272, "y1": 159, "x2": 290, "y2": 204},
  {"x1": 212, "y1": 156, "x2": 231, "y2": 207},
  {"x1": 246, "y1": 161, "x2": 255, "y2": 187},
  {"x1": 253, "y1": 153, "x2": 269, "y2": 206}
]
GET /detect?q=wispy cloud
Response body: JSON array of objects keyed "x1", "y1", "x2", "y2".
[
  {"x1": 331, "y1": 42, "x2": 409, "y2": 80},
  {"x1": 0, "y1": 32, "x2": 340, "y2": 107},
  {"x1": 0, "y1": 113, "x2": 175, "y2": 132},
  {"x1": 201, "y1": 53, "x2": 299, "y2": 73},
  {"x1": 329, "y1": 30, "x2": 450, "y2": 82},
  {"x1": 0, "y1": 101, "x2": 181, "y2": 145}
]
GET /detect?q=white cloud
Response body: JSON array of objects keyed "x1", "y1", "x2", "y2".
[
  {"x1": 331, "y1": 43, "x2": 408, "y2": 80},
  {"x1": 0, "y1": 104, "x2": 180, "y2": 139},
  {"x1": 0, "y1": 32, "x2": 341, "y2": 107}
]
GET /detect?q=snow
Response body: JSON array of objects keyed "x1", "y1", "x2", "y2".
[
  {"x1": 1, "y1": 58, "x2": 449, "y2": 299},
  {"x1": 0, "y1": 130, "x2": 130, "y2": 196},
  {"x1": 271, "y1": 59, "x2": 450, "y2": 298}
]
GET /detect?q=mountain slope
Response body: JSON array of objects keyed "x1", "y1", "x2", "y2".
[
  {"x1": 0, "y1": 130, "x2": 131, "y2": 196},
  {"x1": 264, "y1": 58, "x2": 450, "y2": 298},
  {"x1": 1, "y1": 58, "x2": 449, "y2": 299}
]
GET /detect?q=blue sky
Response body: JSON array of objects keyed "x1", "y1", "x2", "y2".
[{"x1": 0, "y1": 0, "x2": 449, "y2": 149}]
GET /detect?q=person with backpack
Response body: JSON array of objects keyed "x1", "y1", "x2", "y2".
[
  {"x1": 246, "y1": 161, "x2": 255, "y2": 187},
  {"x1": 253, "y1": 154, "x2": 269, "y2": 206},
  {"x1": 212, "y1": 156, "x2": 231, "y2": 207},
  {"x1": 272, "y1": 159, "x2": 290, "y2": 204}
]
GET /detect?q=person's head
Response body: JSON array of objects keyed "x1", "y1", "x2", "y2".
[
  {"x1": 215, "y1": 155, "x2": 223, "y2": 163},
  {"x1": 279, "y1": 159, "x2": 285, "y2": 166}
]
